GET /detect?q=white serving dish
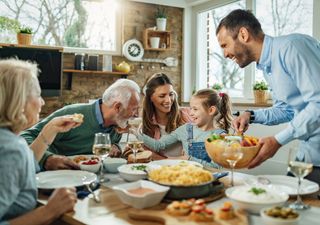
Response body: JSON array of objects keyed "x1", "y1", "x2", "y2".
[
  {"x1": 148, "y1": 159, "x2": 203, "y2": 168},
  {"x1": 117, "y1": 163, "x2": 148, "y2": 181},
  {"x1": 112, "y1": 180, "x2": 169, "y2": 209},
  {"x1": 225, "y1": 185, "x2": 289, "y2": 214},
  {"x1": 103, "y1": 157, "x2": 127, "y2": 173},
  {"x1": 79, "y1": 160, "x2": 101, "y2": 173},
  {"x1": 260, "y1": 207, "x2": 300, "y2": 225}
]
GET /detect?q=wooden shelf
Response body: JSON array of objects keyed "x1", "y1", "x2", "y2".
[
  {"x1": 63, "y1": 69, "x2": 128, "y2": 89},
  {"x1": 143, "y1": 29, "x2": 171, "y2": 51}
]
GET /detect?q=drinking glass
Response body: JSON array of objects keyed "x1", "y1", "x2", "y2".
[
  {"x1": 287, "y1": 148, "x2": 313, "y2": 210},
  {"x1": 127, "y1": 118, "x2": 143, "y2": 163},
  {"x1": 222, "y1": 136, "x2": 243, "y2": 186},
  {"x1": 92, "y1": 133, "x2": 111, "y2": 183}
]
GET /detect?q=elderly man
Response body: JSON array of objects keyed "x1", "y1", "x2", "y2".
[
  {"x1": 21, "y1": 79, "x2": 140, "y2": 170},
  {"x1": 216, "y1": 9, "x2": 320, "y2": 184}
]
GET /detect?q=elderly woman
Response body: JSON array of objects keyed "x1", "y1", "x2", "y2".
[
  {"x1": 0, "y1": 59, "x2": 78, "y2": 225},
  {"x1": 142, "y1": 73, "x2": 192, "y2": 159}
]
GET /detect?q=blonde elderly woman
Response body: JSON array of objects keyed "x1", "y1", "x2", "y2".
[{"x1": 0, "y1": 59, "x2": 79, "y2": 225}]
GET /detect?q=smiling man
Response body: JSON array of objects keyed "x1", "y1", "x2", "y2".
[{"x1": 216, "y1": 9, "x2": 320, "y2": 185}]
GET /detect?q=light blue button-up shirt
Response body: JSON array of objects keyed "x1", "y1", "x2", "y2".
[{"x1": 254, "y1": 34, "x2": 320, "y2": 166}]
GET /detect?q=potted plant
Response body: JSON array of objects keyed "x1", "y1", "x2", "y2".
[
  {"x1": 212, "y1": 83, "x2": 223, "y2": 91},
  {"x1": 253, "y1": 81, "x2": 268, "y2": 104},
  {"x1": 155, "y1": 7, "x2": 167, "y2": 31},
  {"x1": 17, "y1": 26, "x2": 33, "y2": 45}
]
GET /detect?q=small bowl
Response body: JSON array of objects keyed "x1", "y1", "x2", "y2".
[
  {"x1": 225, "y1": 185, "x2": 289, "y2": 214},
  {"x1": 104, "y1": 157, "x2": 127, "y2": 173},
  {"x1": 260, "y1": 206, "x2": 300, "y2": 225},
  {"x1": 117, "y1": 163, "x2": 148, "y2": 182},
  {"x1": 79, "y1": 160, "x2": 101, "y2": 173},
  {"x1": 112, "y1": 180, "x2": 169, "y2": 209}
]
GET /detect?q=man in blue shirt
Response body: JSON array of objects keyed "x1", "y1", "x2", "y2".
[{"x1": 216, "y1": 9, "x2": 320, "y2": 184}]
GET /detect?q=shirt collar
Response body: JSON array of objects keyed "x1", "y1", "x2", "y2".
[
  {"x1": 256, "y1": 35, "x2": 273, "y2": 75},
  {"x1": 95, "y1": 99, "x2": 113, "y2": 132}
]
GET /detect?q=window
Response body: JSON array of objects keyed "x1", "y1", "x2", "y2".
[
  {"x1": 0, "y1": 0, "x2": 121, "y2": 54},
  {"x1": 195, "y1": 0, "x2": 315, "y2": 101}
]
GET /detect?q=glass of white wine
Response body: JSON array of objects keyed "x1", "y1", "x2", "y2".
[
  {"x1": 127, "y1": 118, "x2": 143, "y2": 163},
  {"x1": 287, "y1": 147, "x2": 313, "y2": 210},
  {"x1": 223, "y1": 136, "x2": 243, "y2": 187},
  {"x1": 92, "y1": 133, "x2": 111, "y2": 183}
]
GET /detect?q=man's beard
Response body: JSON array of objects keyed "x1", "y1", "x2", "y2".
[
  {"x1": 234, "y1": 40, "x2": 255, "y2": 68},
  {"x1": 115, "y1": 114, "x2": 128, "y2": 129}
]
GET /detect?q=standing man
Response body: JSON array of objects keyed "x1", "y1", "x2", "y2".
[
  {"x1": 216, "y1": 9, "x2": 320, "y2": 184},
  {"x1": 21, "y1": 79, "x2": 140, "y2": 170}
]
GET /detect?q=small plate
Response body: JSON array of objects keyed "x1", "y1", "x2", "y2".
[
  {"x1": 247, "y1": 175, "x2": 319, "y2": 195},
  {"x1": 36, "y1": 170, "x2": 97, "y2": 189}
]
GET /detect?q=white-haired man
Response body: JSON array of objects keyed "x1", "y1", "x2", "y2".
[{"x1": 21, "y1": 79, "x2": 140, "y2": 170}]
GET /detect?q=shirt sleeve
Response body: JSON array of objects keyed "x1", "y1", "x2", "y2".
[
  {"x1": 140, "y1": 126, "x2": 185, "y2": 152},
  {"x1": 275, "y1": 39, "x2": 320, "y2": 145},
  {"x1": 253, "y1": 99, "x2": 294, "y2": 125}
]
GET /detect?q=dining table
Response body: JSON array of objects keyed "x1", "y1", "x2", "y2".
[{"x1": 37, "y1": 171, "x2": 320, "y2": 225}]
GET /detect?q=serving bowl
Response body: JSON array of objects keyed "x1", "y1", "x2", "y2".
[
  {"x1": 112, "y1": 180, "x2": 169, "y2": 209},
  {"x1": 103, "y1": 157, "x2": 127, "y2": 173},
  {"x1": 117, "y1": 163, "x2": 148, "y2": 181},
  {"x1": 225, "y1": 185, "x2": 289, "y2": 214},
  {"x1": 260, "y1": 206, "x2": 300, "y2": 225},
  {"x1": 205, "y1": 139, "x2": 259, "y2": 168}
]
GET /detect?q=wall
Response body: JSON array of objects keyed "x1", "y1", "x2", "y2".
[{"x1": 41, "y1": 1, "x2": 183, "y2": 117}]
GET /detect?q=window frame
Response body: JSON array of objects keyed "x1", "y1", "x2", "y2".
[{"x1": 183, "y1": 0, "x2": 320, "y2": 103}]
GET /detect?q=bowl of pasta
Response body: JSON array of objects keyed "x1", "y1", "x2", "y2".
[{"x1": 148, "y1": 162, "x2": 223, "y2": 200}]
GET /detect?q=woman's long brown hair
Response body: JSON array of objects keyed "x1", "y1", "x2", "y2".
[{"x1": 142, "y1": 73, "x2": 186, "y2": 137}]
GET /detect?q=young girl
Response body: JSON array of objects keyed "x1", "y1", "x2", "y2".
[{"x1": 139, "y1": 88, "x2": 233, "y2": 168}]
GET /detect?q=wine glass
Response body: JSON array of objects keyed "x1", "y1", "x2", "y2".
[
  {"x1": 222, "y1": 136, "x2": 243, "y2": 186},
  {"x1": 127, "y1": 118, "x2": 143, "y2": 163},
  {"x1": 287, "y1": 147, "x2": 313, "y2": 210},
  {"x1": 92, "y1": 133, "x2": 111, "y2": 183}
]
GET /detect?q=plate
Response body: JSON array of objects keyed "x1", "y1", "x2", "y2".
[
  {"x1": 248, "y1": 175, "x2": 319, "y2": 195},
  {"x1": 36, "y1": 170, "x2": 97, "y2": 189},
  {"x1": 117, "y1": 163, "x2": 148, "y2": 182},
  {"x1": 147, "y1": 159, "x2": 203, "y2": 168},
  {"x1": 68, "y1": 154, "x2": 100, "y2": 164}
]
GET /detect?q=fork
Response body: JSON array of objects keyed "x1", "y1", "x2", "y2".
[{"x1": 86, "y1": 182, "x2": 100, "y2": 203}]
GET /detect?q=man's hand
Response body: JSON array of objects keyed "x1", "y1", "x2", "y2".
[
  {"x1": 232, "y1": 111, "x2": 251, "y2": 134},
  {"x1": 45, "y1": 155, "x2": 80, "y2": 170},
  {"x1": 248, "y1": 136, "x2": 282, "y2": 169},
  {"x1": 109, "y1": 145, "x2": 122, "y2": 157}
]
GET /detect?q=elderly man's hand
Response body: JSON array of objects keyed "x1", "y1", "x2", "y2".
[
  {"x1": 45, "y1": 155, "x2": 80, "y2": 170},
  {"x1": 109, "y1": 145, "x2": 122, "y2": 157},
  {"x1": 248, "y1": 136, "x2": 282, "y2": 169}
]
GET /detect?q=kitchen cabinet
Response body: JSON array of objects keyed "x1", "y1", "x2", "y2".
[{"x1": 143, "y1": 29, "x2": 171, "y2": 51}]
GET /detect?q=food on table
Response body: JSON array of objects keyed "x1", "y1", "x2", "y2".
[
  {"x1": 72, "y1": 113, "x2": 84, "y2": 123},
  {"x1": 131, "y1": 164, "x2": 147, "y2": 171},
  {"x1": 127, "y1": 187, "x2": 155, "y2": 196},
  {"x1": 206, "y1": 134, "x2": 259, "y2": 147},
  {"x1": 189, "y1": 204, "x2": 214, "y2": 222},
  {"x1": 166, "y1": 200, "x2": 193, "y2": 216},
  {"x1": 127, "y1": 150, "x2": 152, "y2": 163},
  {"x1": 81, "y1": 159, "x2": 99, "y2": 165},
  {"x1": 264, "y1": 206, "x2": 299, "y2": 219},
  {"x1": 72, "y1": 155, "x2": 99, "y2": 164},
  {"x1": 148, "y1": 162, "x2": 213, "y2": 186},
  {"x1": 219, "y1": 202, "x2": 235, "y2": 220}
]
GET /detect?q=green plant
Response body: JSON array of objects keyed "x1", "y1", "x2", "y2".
[
  {"x1": 253, "y1": 81, "x2": 268, "y2": 90},
  {"x1": 155, "y1": 7, "x2": 167, "y2": 18},
  {"x1": 212, "y1": 83, "x2": 223, "y2": 91},
  {"x1": 18, "y1": 26, "x2": 33, "y2": 34},
  {"x1": 0, "y1": 16, "x2": 20, "y2": 32}
]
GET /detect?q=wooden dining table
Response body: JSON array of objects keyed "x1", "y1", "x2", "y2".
[{"x1": 38, "y1": 173, "x2": 320, "y2": 225}]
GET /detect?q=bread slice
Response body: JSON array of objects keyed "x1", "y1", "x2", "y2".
[
  {"x1": 72, "y1": 113, "x2": 84, "y2": 123},
  {"x1": 127, "y1": 150, "x2": 152, "y2": 163}
]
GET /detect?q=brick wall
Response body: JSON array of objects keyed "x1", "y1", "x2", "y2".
[{"x1": 41, "y1": 2, "x2": 183, "y2": 117}]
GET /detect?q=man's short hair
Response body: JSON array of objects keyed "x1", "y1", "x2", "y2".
[
  {"x1": 102, "y1": 79, "x2": 140, "y2": 108},
  {"x1": 216, "y1": 9, "x2": 263, "y2": 40}
]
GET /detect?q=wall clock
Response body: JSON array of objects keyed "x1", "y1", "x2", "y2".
[{"x1": 122, "y1": 39, "x2": 144, "y2": 61}]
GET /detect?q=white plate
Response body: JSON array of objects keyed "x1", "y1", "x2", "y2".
[
  {"x1": 250, "y1": 175, "x2": 319, "y2": 195},
  {"x1": 225, "y1": 172, "x2": 255, "y2": 186},
  {"x1": 147, "y1": 159, "x2": 203, "y2": 168},
  {"x1": 36, "y1": 170, "x2": 97, "y2": 189}
]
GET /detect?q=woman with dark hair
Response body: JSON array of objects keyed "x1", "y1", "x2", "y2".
[{"x1": 142, "y1": 73, "x2": 192, "y2": 159}]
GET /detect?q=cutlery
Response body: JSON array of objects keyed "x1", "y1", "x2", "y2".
[{"x1": 86, "y1": 181, "x2": 100, "y2": 203}]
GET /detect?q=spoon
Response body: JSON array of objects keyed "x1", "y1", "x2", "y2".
[
  {"x1": 257, "y1": 176, "x2": 271, "y2": 185},
  {"x1": 86, "y1": 181, "x2": 100, "y2": 203}
]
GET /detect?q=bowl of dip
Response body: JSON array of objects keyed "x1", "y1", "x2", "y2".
[
  {"x1": 225, "y1": 185, "x2": 289, "y2": 214},
  {"x1": 260, "y1": 206, "x2": 300, "y2": 225},
  {"x1": 112, "y1": 180, "x2": 169, "y2": 209}
]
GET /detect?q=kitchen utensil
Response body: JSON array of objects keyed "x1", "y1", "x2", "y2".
[{"x1": 86, "y1": 181, "x2": 100, "y2": 203}]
